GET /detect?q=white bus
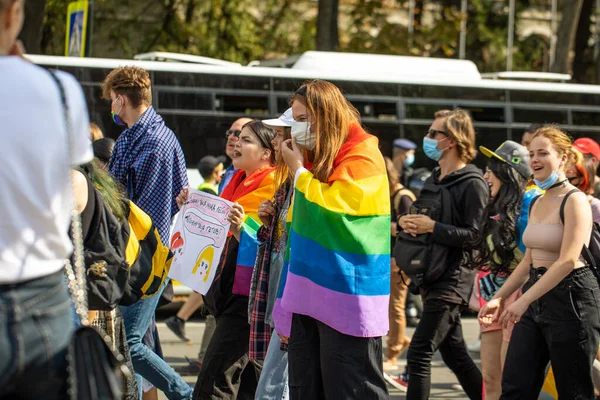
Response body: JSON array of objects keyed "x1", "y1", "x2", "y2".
[{"x1": 29, "y1": 50, "x2": 600, "y2": 173}]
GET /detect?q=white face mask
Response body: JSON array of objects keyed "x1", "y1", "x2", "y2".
[{"x1": 291, "y1": 121, "x2": 317, "y2": 150}]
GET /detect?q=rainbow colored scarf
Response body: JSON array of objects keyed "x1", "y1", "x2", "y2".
[
  {"x1": 273, "y1": 124, "x2": 390, "y2": 337},
  {"x1": 220, "y1": 167, "x2": 276, "y2": 296}
]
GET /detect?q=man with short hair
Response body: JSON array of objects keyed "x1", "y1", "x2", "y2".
[
  {"x1": 573, "y1": 137, "x2": 600, "y2": 199},
  {"x1": 521, "y1": 123, "x2": 542, "y2": 149},
  {"x1": 102, "y1": 66, "x2": 192, "y2": 399},
  {"x1": 0, "y1": 0, "x2": 94, "y2": 397},
  {"x1": 219, "y1": 117, "x2": 253, "y2": 194},
  {"x1": 393, "y1": 138, "x2": 417, "y2": 187},
  {"x1": 197, "y1": 155, "x2": 225, "y2": 195}
]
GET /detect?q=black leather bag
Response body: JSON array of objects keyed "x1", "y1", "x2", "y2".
[
  {"x1": 67, "y1": 326, "x2": 126, "y2": 400},
  {"x1": 49, "y1": 69, "x2": 128, "y2": 400}
]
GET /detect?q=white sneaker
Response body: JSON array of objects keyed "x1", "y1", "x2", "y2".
[{"x1": 467, "y1": 340, "x2": 481, "y2": 352}]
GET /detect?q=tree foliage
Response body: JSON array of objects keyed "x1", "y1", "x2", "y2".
[{"x1": 22, "y1": 0, "x2": 600, "y2": 83}]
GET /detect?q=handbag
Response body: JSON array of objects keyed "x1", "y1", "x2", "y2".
[{"x1": 48, "y1": 69, "x2": 129, "y2": 400}]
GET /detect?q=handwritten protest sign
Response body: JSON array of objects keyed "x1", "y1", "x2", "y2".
[{"x1": 168, "y1": 189, "x2": 233, "y2": 294}]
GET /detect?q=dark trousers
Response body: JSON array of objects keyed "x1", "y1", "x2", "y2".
[
  {"x1": 193, "y1": 313, "x2": 259, "y2": 400},
  {"x1": 0, "y1": 270, "x2": 74, "y2": 400},
  {"x1": 501, "y1": 266, "x2": 600, "y2": 400},
  {"x1": 288, "y1": 314, "x2": 388, "y2": 400},
  {"x1": 406, "y1": 299, "x2": 482, "y2": 400}
]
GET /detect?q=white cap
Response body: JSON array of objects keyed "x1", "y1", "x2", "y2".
[{"x1": 262, "y1": 108, "x2": 294, "y2": 128}]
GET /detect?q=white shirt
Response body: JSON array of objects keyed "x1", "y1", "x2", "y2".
[{"x1": 0, "y1": 57, "x2": 93, "y2": 283}]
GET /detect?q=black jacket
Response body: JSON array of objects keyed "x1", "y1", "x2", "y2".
[
  {"x1": 203, "y1": 236, "x2": 248, "y2": 319},
  {"x1": 421, "y1": 164, "x2": 489, "y2": 304}
]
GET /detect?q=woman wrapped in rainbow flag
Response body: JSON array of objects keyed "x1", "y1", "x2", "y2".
[{"x1": 274, "y1": 80, "x2": 391, "y2": 399}]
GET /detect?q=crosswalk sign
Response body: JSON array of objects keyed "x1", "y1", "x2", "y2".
[{"x1": 65, "y1": 1, "x2": 89, "y2": 57}]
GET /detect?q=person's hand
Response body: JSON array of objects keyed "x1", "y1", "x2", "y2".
[
  {"x1": 277, "y1": 332, "x2": 289, "y2": 345},
  {"x1": 400, "y1": 215, "x2": 435, "y2": 236},
  {"x1": 176, "y1": 187, "x2": 189, "y2": 210},
  {"x1": 258, "y1": 200, "x2": 275, "y2": 227},
  {"x1": 227, "y1": 203, "x2": 245, "y2": 235},
  {"x1": 281, "y1": 139, "x2": 304, "y2": 176},
  {"x1": 478, "y1": 298, "x2": 502, "y2": 327},
  {"x1": 499, "y1": 297, "x2": 530, "y2": 329}
]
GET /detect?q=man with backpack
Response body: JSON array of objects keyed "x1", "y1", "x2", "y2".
[
  {"x1": 102, "y1": 66, "x2": 191, "y2": 399},
  {"x1": 394, "y1": 109, "x2": 488, "y2": 399}
]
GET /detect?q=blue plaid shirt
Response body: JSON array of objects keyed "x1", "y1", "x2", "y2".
[{"x1": 109, "y1": 106, "x2": 188, "y2": 244}]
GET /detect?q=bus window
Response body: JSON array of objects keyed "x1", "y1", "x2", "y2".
[
  {"x1": 215, "y1": 94, "x2": 269, "y2": 115},
  {"x1": 460, "y1": 106, "x2": 505, "y2": 123},
  {"x1": 157, "y1": 91, "x2": 213, "y2": 111},
  {"x1": 160, "y1": 114, "x2": 231, "y2": 166},
  {"x1": 405, "y1": 103, "x2": 454, "y2": 120},
  {"x1": 331, "y1": 80, "x2": 398, "y2": 97},
  {"x1": 572, "y1": 111, "x2": 600, "y2": 127},
  {"x1": 512, "y1": 108, "x2": 568, "y2": 125},
  {"x1": 273, "y1": 78, "x2": 305, "y2": 93},
  {"x1": 153, "y1": 72, "x2": 271, "y2": 91},
  {"x1": 401, "y1": 85, "x2": 506, "y2": 102},
  {"x1": 509, "y1": 90, "x2": 600, "y2": 106}
]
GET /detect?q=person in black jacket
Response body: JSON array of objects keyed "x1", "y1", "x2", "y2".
[{"x1": 397, "y1": 109, "x2": 488, "y2": 400}]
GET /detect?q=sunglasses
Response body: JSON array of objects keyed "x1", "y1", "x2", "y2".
[
  {"x1": 427, "y1": 129, "x2": 448, "y2": 138},
  {"x1": 225, "y1": 129, "x2": 241, "y2": 138}
]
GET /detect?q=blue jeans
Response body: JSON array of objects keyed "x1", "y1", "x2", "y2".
[
  {"x1": 0, "y1": 270, "x2": 74, "y2": 399},
  {"x1": 255, "y1": 332, "x2": 289, "y2": 400},
  {"x1": 121, "y1": 279, "x2": 192, "y2": 400}
]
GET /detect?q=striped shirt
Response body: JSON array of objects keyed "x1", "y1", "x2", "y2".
[{"x1": 109, "y1": 106, "x2": 188, "y2": 243}]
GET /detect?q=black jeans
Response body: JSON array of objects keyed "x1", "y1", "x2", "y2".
[
  {"x1": 288, "y1": 314, "x2": 388, "y2": 400},
  {"x1": 0, "y1": 270, "x2": 74, "y2": 400},
  {"x1": 193, "y1": 313, "x2": 259, "y2": 400},
  {"x1": 406, "y1": 298, "x2": 482, "y2": 400},
  {"x1": 501, "y1": 266, "x2": 600, "y2": 400}
]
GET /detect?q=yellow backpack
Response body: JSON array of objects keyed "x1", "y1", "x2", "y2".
[{"x1": 120, "y1": 201, "x2": 172, "y2": 305}]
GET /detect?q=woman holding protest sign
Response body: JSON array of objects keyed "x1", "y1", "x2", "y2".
[
  {"x1": 274, "y1": 80, "x2": 390, "y2": 399},
  {"x1": 177, "y1": 121, "x2": 277, "y2": 400}
]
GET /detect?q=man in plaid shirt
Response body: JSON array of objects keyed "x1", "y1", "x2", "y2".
[{"x1": 104, "y1": 66, "x2": 191, "y2": 400}]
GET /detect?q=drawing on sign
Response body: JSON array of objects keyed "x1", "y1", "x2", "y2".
[{"x1": 168, "y1": 189, "x2": 233, "y2": 294}]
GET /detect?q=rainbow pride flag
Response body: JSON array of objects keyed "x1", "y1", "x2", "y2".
[
  {"x1": 274, "y1": 124, "x2": 390, "y2": 337},
  {"x1": 220, "y1": 167, "x2": 276, "y2": 297}
]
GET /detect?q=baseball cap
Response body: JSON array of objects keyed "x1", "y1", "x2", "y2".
[
  {"x1": 393, "y1": 138, "x2": 417, "y2": 150},
  {"x1": 479, "y1": 140, "x2": 532, "y2": 179},
  {"x1": 197, "y1": 155, "x2": 226, "y2": 177},
  {"x1": 262, "y1": 108, "x2": 294, "y2": 128},
  {"x1": 573, "y1": 138, "x2": 600, "y2": 160}
]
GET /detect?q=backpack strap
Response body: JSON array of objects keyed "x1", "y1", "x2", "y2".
[{"x1": 559, "y1": 189, "x2": 582, "y2": 224}]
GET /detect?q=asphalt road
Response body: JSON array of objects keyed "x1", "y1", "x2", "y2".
[{"x1": 155, "y1": 315, "x2": 482, "y2": 400}]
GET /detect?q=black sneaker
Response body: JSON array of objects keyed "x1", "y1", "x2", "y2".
[{"x1": 165, "y1": 316, "x2": 190, "y2": 342}]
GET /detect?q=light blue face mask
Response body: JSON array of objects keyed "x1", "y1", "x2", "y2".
[
  {"x1": 405, "y1": 152, "x2": 415, "y2": 167},
  {"x1": 423, "y1": 136, "x2": 448, "y2": 162},
  {"x1": 533, "y1": 171, "x2": 559, "y2": 190}
]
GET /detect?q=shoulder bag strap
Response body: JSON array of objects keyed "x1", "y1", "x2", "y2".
[{"x1": 48, "y1": 69, "x2": 89, "y2": 326}]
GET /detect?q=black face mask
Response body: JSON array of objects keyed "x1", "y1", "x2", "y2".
[{"x1": 568, "y1": 176, "x2": 581, "y2": 185}]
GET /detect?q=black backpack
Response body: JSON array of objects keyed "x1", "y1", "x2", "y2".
[
  {"x1": 81, "y1": 182, "x2": 131, "y2": 311},
  {"x1": 531, "y1": 189, "x2": 600, "y2": 283},
  {"x1": 394, "y1": 171, "x2": 483, "y2": 288}
]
